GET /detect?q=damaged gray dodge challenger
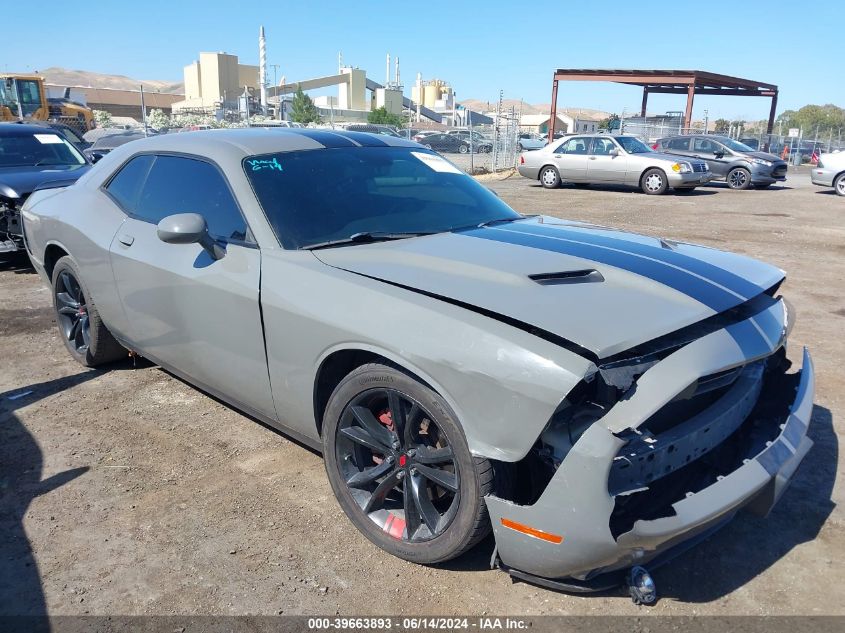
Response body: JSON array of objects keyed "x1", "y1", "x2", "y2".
[{"x1": 21, "y1": 129, "x2": 814, "y2": 599}]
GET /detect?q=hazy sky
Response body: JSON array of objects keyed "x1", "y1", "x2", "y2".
[{"x1": 4, "y1": 0, "x2": 843, "y2": 121}]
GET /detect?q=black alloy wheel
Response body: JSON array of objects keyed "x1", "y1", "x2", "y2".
[
  {"x1": 55, "y1": 269, "x2": 90, "y2": 355},
  {"x1": 335, "y1": 387, "x2": 460, "y2": 543}
]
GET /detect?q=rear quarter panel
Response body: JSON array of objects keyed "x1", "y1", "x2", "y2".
[{"x1": 22, "y1": 178, "x2": 129, "y2": 338}]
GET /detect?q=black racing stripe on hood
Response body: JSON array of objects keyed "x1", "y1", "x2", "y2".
[
  {"x1": 503, "y1": 222, "x2": 764, "y2": 299},
  {"x1": 336, "y1": 267, "x2": 599, "y2": 363},
  {"x1": 462, "y1": 225, "x2": 746, "y2": 312}
]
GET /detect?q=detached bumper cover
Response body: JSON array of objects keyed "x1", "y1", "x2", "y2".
[{"x1": 485, "y1": 297, "x2": 813, "y2": 583}]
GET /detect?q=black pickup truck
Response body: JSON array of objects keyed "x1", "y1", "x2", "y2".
[{"x1": 0, "y1": 122, "x2": 90, "y2": 254}]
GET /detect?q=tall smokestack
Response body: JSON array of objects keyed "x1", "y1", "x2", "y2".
[
  {"x1": 395, "y1": 57, "x2": 400, "y2": 86},
  {"x1": 386, "y1": 53, "x2": 390, "y2": 85},
  {"x1": 259, "y1": 26, "x2": 267, "y2": 111}
]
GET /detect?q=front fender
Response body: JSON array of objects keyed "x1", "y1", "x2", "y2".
[{"x1": 260, "y1": 250, "x2": 593, "y2": 461}]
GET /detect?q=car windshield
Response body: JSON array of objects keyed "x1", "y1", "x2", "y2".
[
  {"x1": 244, "y1": 147, "x2": 521, "y2": 249},
  {"x1": 0, "y1": 131, "x2": 86, "y2": 167},
  {"x1": 715, "y1": 136, "x2": 755, "y2": 152},
  {"x1": 615, "y1": 136, "x2": 652, "y2": 154}
]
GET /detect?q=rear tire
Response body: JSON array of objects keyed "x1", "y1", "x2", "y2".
[
  {"x1": 727, "y1": 167, "x2": 752, "y2": 190},
  {"x1": 322, "y1": 363, "x2": 493, "y2": 564},
  {"x1": 459, "y1": 144, "x2": 468, "y2": 154},
  {"x1": 640, "y1": 168, "x2": 668, "y2": 195},
  {"x1": 539, "y1": 165, "x2": 561, "y2": 189},
  {"x1": 834, "y1": 172, "x2": 845, "y2": 196},
  {"x1": 51, "y1": 256, "x2": 125, "y2": 367}
]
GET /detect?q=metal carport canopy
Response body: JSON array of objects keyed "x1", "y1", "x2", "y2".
[{"x1": 547, "y1": 69, "x2": 779, "y2": 142}]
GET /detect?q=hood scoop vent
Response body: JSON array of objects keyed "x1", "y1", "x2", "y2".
[{"x1": 528, "y1": 269, "x2": 604, "y2": 286}]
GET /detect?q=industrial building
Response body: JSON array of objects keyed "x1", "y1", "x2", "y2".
[{"x1": 172, "y1": 51, "x2": 260, "y2": 112}]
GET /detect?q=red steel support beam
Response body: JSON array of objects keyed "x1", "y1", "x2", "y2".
[
  {"x1": 640, "y1": 87, "x2": 649, "y2": 117},
  {"x1": 683, "y1": 84, "x2": 695, "y2": 131},
  {"x1": 548, "y1": 79, "x2": 559, "y2": 144},
  {"x1": 767, "y1": 90, "x2": 779, "y2": 134}
]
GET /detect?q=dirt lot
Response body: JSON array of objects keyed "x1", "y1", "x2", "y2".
[{"x1": 1, "y1": 167, "x2": 843, "y2": 616}]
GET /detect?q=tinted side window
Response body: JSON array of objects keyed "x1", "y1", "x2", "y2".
[
  {"x1": 667, "y1": 138, "x2": 690, "y2": 150},
  {"x1": 136, "y1": 156, "x2": 248, "y2": 241},
  {"x1": 693, "y1": 138, "x2": 719, "y2": 153},
  {"x1": 105, "y1": 154, "x2": 155, "y2": 212}
]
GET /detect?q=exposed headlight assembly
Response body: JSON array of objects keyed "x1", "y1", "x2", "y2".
[
  {"x1": 749, "y1": 157, "x2": 773, "y2": 167},
  {"x1": 671, "y1": 162, "x2": 692, "y2": 173}
]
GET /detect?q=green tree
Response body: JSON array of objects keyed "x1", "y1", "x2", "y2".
[
  {"x1": 92, "y1": 109, "x2": 112, "y2": 129},
  {"x1": 290, "y1": 85, "x2": 321, "y2": 125},
  {"x1": 777, "y1": 104, "x2": 845, "y2": 137},
  {"x1": 713, "y1": 118, "x2": 730, "y2": 133},
  {"x1": 146, "y1": 108, "x2": 170, "y2": 130},
  {"x1": 367, "y1": 106, "x2": 404, "y2": 128},
  {"x1": 598, "y1": 114, "x2": 619, "y2": 130}
]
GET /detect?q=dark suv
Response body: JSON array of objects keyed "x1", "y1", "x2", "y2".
[{"x1": 654, "y1": 135, "x2": 787, "y2": 189}]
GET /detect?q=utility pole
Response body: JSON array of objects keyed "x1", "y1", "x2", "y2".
[{"x1": 140, "y1": 84, "x2": 148, "y2": 137}]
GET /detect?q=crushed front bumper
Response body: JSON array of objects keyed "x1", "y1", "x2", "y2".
[{"x1": 485, "y1": 297, "x2": 814, "y2": 586}]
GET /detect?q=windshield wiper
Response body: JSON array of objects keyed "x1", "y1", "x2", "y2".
[{"x1": 302, "y1": 231, "x2": 435, "y2": 250}]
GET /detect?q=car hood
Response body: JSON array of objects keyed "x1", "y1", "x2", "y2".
[
  {"x1": 748, "y1": 151, "x2": 784, "y2": 162},
  {"x1": 0, "y1": 164, "x2": 90, "y2": 199},
  {"x1": 313, "y1": 218, "x2": 784, "y2": 359}
]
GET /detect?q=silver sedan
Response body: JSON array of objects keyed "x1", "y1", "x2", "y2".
[{"x1": 519, "y1": 134, "x2": 712, "y2": 194}]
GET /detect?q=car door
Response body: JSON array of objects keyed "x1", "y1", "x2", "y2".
[
  {"x1": 552, "y1": 136, "x2": 590, "y2": 182},
  {"x1": 106, "y1": 153, "x2": 277, "y2": 420},
  {"x1": 692, "y1": 137, "x2": 730, "y2": 177},
  {"x1": 586, "y1": 137, "x2": 627, "y2": 182}
]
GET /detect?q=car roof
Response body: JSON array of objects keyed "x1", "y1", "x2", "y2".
[
  {"x1": 102, "y1": 127, "x2": 418, "y2": 158},
  {"x1": 0, "y1": 122, "x2": 70, "y2": 137}
]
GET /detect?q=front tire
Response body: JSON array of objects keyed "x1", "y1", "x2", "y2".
[
  {"x1": 727, "y1": 167, "x2": 752, "y2": 190},
  {"x1": 322, "y1": 363, "x2": 493, "y2": 564},
  {"x1": 834, "y1": 172, "x2": 845, "y2": 196},
  {"x1": 51, "y1": 256, "x2": 125, "y2": 367},
  {"x1": 539, "y1": 165, "x2": 561, "y2": 188},
  {"x1": 641, "y1": 168, "x2": 668, "y2": 195}
]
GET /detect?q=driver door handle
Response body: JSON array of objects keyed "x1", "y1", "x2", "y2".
[{"x1": 118, "y1": 234, "x2": 135, "y2": 247}]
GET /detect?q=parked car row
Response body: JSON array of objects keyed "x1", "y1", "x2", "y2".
[
  {"x1": 519, "y1": 134, "x2": 712, "y2": 195},
  {"x1": 519, "y1": 133, "x2": 794, "y2": 195},
  {"x1": 413, "y1": 132, "x2": 492, "y2": 154}
]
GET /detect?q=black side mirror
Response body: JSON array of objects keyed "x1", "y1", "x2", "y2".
[
  {"x1": 714, "y1": 150, "x2": 725, "y2": 158},
  {"x1": 157, "y1": 213, "x2": 225, "y2": 260},
  {"x1": 89, "y1": 151, "x2": 105, "y2": 164}
]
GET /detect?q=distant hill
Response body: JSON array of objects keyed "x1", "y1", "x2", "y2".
[
  {"x1": 36, "y1": 67, "x2": 184, "y2": 94},
  {"x1": 459, "y1": 98, "x2": 611, "y2": 120}
]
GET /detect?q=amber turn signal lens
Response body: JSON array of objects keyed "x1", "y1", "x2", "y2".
[{"x1": 500, "y1": 518, "x2": 563, "y2": 544}]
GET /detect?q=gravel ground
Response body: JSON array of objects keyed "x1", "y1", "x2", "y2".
[{"x1": 0, "y1": 167, "x2": 842, "y2": 616}]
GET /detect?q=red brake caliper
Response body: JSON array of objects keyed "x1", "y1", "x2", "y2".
[{"x1": 376, "y1": 409, "x2": 407, "y2": 539}]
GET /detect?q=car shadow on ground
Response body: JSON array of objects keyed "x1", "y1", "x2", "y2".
[
  {"x1": 814, "y1": 190, "x2": 839, "y2": 196},
  {"x1": 436, "y1": 404, "x2": 836, "y2": 605},
  {"x1": 0, "y1": 252, "x2": 36, "y2": 274},
  {"x1": 0, "y1": 372, "x2": 105, "y2": 624},
  {"x1": 702, "y1": 182, "x2": 794, "y2": 191},
  {"x1": 528, "y1": 183, "x2": 719, "y2": 196}
]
